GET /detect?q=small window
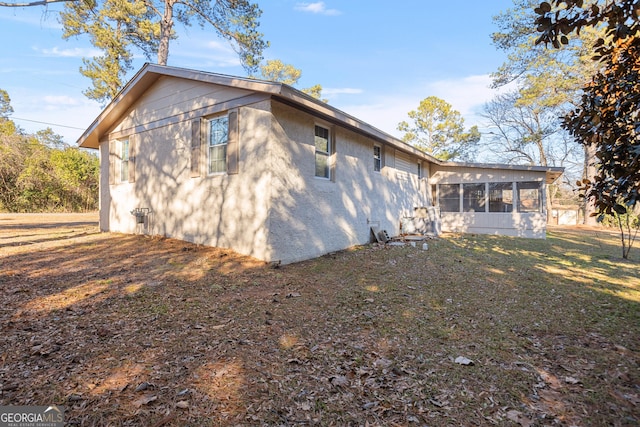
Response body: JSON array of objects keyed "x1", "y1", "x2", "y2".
[
  {"x1": 489, "y1": 182, "x2": 513, "y2": 212},
  {"x1": 209, "y1": 116, "x2": 228, "y2": 174},
  {"x1": 315, "y1": 125, "x2": 330, "y2": 178},
  {"x1": 517, "y1": 181, "x2": 542, "y2": 212},
  {"x1": 373, "y1": 145, "x2": 381, "y2": 172},
  {"x1": 417, "y1": 163, "x2": 422, "y2": 179},
  {"x1": 120, "y1": 139, "x2": 129, "y2": 182},
  {"x1": 439, "y1": 184, "x2": 460, "y2": 212},
  {"x1": 463, "y1": 183, "x2": 486, "y2": 212}
]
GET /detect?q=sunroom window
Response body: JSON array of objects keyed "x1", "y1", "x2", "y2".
[
  {"x1": 439, "y1": 184, "x2": 460, "y2": 212},
  {"x1": 517, "y1": 181, "x2": 542, "y2": 213},
  {"x1": 489, "y1": 182, "x2": 513, "y2": 213},
  {"x1": 463, "y1": 183, "x2": 486, "y2": 212}
]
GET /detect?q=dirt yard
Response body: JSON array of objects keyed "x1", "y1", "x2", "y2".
[{"x1": 0, "y1": 213, "x2": 638, "y2": 426}]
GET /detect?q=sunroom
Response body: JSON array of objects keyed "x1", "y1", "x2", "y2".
[{"x1": 429, "y1": 162, "x2": 563, "y2": 238}]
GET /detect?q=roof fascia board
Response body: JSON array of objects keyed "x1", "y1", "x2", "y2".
[
  {"x1": 437, "y1": 160, "x2": 563, "y2": 174},
  {"x1": 435, "y1": 161, "x2": 564, "y2": 184},
  {"x1": 79, "y1": 64, "x2": 162, "y2": 148}
]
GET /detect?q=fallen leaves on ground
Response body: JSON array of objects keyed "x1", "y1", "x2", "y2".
[{"x1": 0, "y1": 214, "x2": 638, "y2": 426}]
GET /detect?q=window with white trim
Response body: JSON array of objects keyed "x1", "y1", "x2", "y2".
[
  {"x1": 209, "y1": 115, "x2": 228, "y2": 174},
  {"x1": 120, "y1": 139, "x2": 129, "y2": 182},
  {"x1": 314, "y1": 125, "x2": 331, "y2": 178},
  {"x1": 373, "y1": 145, "x2": 381, "y2": 172}
]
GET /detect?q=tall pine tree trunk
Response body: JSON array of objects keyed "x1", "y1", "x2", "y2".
[{"x1": 157, "y1": 0, "x2": 174, "y2": 66}]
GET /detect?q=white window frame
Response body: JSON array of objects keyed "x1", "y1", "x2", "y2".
[
  {"x1": 314, "y1": 124, "x2": 331, "y2": 179},
  {"x1": 208, "y1": 115, "x2": 228, "y2": 175},
  {"x1": 373, "y1": 145, "x2": 382, "y2": 172},
  {"x1": 120, "y1": 139, "x2": 129, "y2": 182}
]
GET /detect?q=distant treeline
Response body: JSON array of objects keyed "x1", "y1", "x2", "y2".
[{"x1": 0, "y1": 118, "x2": 99, "y2": 213}]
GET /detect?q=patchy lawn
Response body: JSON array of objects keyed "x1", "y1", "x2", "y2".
[{"x1": 0, "y1": 213, "x2": 638, "y2": 426}]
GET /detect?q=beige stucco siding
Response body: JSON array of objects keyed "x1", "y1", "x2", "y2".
[
  {"x1": 98, "y1": 142, "x2": 110, "y2": 231},
  {"x1": 111, "y1": 76, "x2": 255, "y2": 136},
  {"x1": 267, "y1": 102, "x2": 429, "y2": 264},
  {"x1": 101, "y1": 85, "x2": 274, "y2": 260},
  {"x1": 88, "y1": 67, "x2": 561, "y2": 264},
  {"x1": 430, "y1": 165, "x2": 548, "y2": 238}
]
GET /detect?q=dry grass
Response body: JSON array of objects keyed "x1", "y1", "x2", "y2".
[{"x1": 0, "y1": 214, "x2": 638, "y2": 426}]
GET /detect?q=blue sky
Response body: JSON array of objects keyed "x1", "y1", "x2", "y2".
[{"x1": 0, "y1": 0, "x2": 517, "y2": 147}]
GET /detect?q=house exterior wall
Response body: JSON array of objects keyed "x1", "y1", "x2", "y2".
[
  {"x1": 101, "y1": 91, "x2": 431, "y2": 264},
  {"x1": 100, "y1": 79, "x2": 274, "y2": 260},
  {"x1": 99, "y1": 78, "x2": 432, "y2": 264},
  {"x1": 110, "y1": 76, "x2": 254, "y2": 135},
  {"x1": 98, "y1": 142, "x2": 111, "y2": 231},
  {"x1": 95, "y1": 71, "x2": 558, "y2": 264},
  {"x1": 429, "y1": 165, "x2": 548, "y2": 238},
  {"x1": 266, "y1": 101, "x2": 429, "y2": 264}
]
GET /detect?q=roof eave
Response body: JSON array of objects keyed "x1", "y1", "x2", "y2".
[
  {"x1": 77, "y1": 63, "x2": 440, "y2": 165},
  {"x1": 436, "y1": 160, "x2": 564, "y2": 184},
  {"x1": 77, "y1": 63, "x2": 285, "y2": 149},
  {"x1": 78, "y1": 64, "x2": 161, "y2": 149}
]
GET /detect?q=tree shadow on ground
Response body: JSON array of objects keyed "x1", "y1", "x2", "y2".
[{"x1": 0, "y1": 219, "x2": 638, "y2": 426}]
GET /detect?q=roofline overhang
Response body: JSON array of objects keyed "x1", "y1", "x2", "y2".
[
  {"x1": 75, "y1": 63, "x2": 565, "y2": 184},
  {"x1": 77, "y1": 63, "x2": 285, "y2": 149},
  {"x1": 76, "y1": 63, "x2": 441, "y2": 165},
  {"x1": 436, "y1": 161, "x2": 564, "y2": 184}
]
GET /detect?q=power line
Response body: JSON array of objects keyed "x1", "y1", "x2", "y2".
[{"x1": 11, "y1": 116, "x2": 86, "y2": 130}]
